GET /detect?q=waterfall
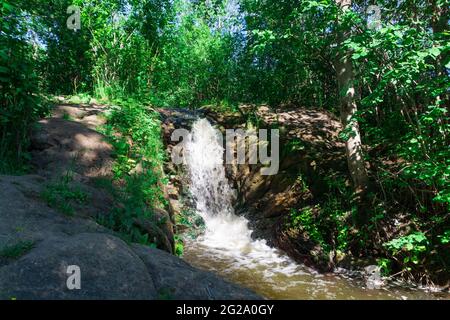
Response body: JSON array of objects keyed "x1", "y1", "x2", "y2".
[
  {"x1": 184, "y1": 118, "x2": 253, "y2": 252},
  {"x1": 184, "y1": 118, "x2": 235, "y2": 220},
  {"x1": 181, "y1": 119, "x2": 436, "y2": 300},
  {"x1": 183, "y1": 118, "x2": 296, "y2": 269}
]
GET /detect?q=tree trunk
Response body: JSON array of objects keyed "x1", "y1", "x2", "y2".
[{"x1": 335, "y1": 0, "x2": 370, "y2": 221}]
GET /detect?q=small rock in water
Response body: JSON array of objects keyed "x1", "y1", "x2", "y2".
[{"x1": 364, "y1": 265, "x2": 384, "y2": 290}]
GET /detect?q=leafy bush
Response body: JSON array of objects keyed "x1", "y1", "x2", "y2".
[
  {"x1": 0, "y1": 0, "x2": 48, "y2": 172},
  {"x1": 98, "y1": 99, "x2": 167, "y2": 247},
  {"x1": 384, "y1": 232, "x2": 429, "y2": 269}
]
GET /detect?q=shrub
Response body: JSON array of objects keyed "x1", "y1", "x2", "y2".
[{"x1": 0, "y1": 1, "x2": 48, "y2": 173}]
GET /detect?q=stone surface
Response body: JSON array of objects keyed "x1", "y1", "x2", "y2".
[
  {"x1": 30, "y1": 117, "x2": 113, "y2": 180},
  {"x1": 0, "y1": 233, "x2": 157, "y2": 300},
  {"x1": 0, "y1": 175, "x2": 261, "y2": 300},
  {"x1": 132, "y1": 245, "x2": 261, "y2": 300},
  {"x1": 160, "y1": 105, "x2": 347, "y2": 272}
]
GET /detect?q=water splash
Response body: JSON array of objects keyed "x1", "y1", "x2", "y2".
[
  {"x1": 184, "y1": 118, "x2": 305, "y2": 273},
  {"x1": 182, "y1": 118, "x2": 445, "y2": 300}
]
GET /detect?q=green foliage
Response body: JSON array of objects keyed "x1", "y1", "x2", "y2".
[
  {"x1": 438, "y1": 230, "x2": 450, "y2": 245},
  {"x1": 377, "y1": 258, "x2": 392, "y2": 276},
  {"x1": 62, "y1": 112, "x2": 73, "y2": 121},
  {"x1": 239, "y1": 0, "x2": 338, "y2": 107},
  {"x1": 290, "y1": 206, "x2": 328, "y2": 250},
  {"x1": 0, "y1": 0, "x2": 49, "y2": 172},
  {"x1": 150, "y1": 0, "x2": 238, "y2": 108},
  {"x1": 41, "y1": 172, "x2": 89, "y2": 216},
  {"x1": 67, "y1": 94, "x2": 92, "y2": 105},
  {"x1": 384, "y1": 232, "x2": 429, "y2": 269},
  {"x1": 98, "y1": 99, "x2": 166, "y2": 247},
  {"x1": 107, "y1": 100, "x2": 165, "y2": 170},
  {"x1": 174, "y1": 235, "x2": 184, "y2": 257},
  {"x1": 291, "y1": 175, "x2": 350, "y2": 254},
  {"x1": 285, "y1": 138, "x2": 306, "y2": 153},
  {"x1": 0, "y1": 240, "x2": 35, "y2": 259}
]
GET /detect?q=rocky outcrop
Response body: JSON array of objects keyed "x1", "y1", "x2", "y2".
[
  {"x1": 207, "y1": 105, "x2": 347, "y2": 271},
  {"x1": 30, "y1": 104, "x2": 113, "y2": 181},
  {"x1": 0, "y1": 174, "x2": 260, "y2": 300},
  {"x1": 160, "y1": 105, "x2": 348, "y2": 272},
  {"x1": 29, "y1": 103, "x2": 177, "y2": 253}
]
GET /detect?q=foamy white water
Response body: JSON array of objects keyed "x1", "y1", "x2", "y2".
[
  {"x1": 183, "y1": 119, "x2": 313, "y2": 275},
  {"x1": 182, "y1": 118, "x2": 446, "y2": 300}
]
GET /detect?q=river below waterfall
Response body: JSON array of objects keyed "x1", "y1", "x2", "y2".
[
  {"x1": 180, "y1": 118, "x2": 447, "y2": 300},
  {"x1": 183, "y1": 241, "x2": 445, "y2": 299}
]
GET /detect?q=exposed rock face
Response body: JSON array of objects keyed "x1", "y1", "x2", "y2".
[
  {"x1": 210, "y1": 106, "x2": 346, "y2": 271},
  {"x1": 29, "y1": 103, "x2": 176, "y2": 254},
  {"x1": 160, "y1": 105, "x2": 347, "y2": 272},
  {"x1": 30, "y1": 104, "x2": 113, "y2": 181},
  {"x1": 0, "y1": 175, "x2": 260, "y2": 300}
]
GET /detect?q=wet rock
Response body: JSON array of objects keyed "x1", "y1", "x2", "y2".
[
  {"x1": 364, "y1": 265, "x2": 384, "y2": 289},
  {"x1": 166, "y1": 184, "x2": 179, "y2": 200},
  {"x1": 168, "y1": 198, "x2": 182, "y2": 217},
  {"x1": 159, "y1": 108, "x2": 205, "y2": 146}
]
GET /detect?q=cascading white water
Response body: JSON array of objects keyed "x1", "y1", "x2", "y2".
[
  {"x1": 183, "y1": 118, "x2": 303, "y2": 272},
  {"x1": 181, "y1": 118, "x2": 441, "y2": 300}
]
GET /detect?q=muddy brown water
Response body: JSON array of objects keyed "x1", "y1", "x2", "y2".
[
  {"x1": 183, "y1": 241, "x2": 448, "y2": 300},
  {"x1": 181, "y1": 118, "x2": 448, "y2": 300}
]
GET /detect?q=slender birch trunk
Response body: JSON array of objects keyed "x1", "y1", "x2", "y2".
[{"x1": 335, "y1": 0, "x2": 370, "y2": 220}]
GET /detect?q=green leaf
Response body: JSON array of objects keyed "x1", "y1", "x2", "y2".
[
  {"x1": 429, "y1": 47, "x2": 441, "y2": 58},
  {"x1": 0, "y1": 66, "x2": 9, "y2": 73}
]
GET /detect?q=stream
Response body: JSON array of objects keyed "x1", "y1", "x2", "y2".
[{"x1": 180, "y1": 118, "x2": 447, "y2": 300}]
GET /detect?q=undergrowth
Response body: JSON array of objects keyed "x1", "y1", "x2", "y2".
[
  {"x1": 41, "y1": 171, "x2": 89, "y2": 216},
  {"x1": 0, "y1": 240, "x2": 35, "y2": 259},
  {"x1": 96, "y1": 99, "x2": 175, "y2": 250}
]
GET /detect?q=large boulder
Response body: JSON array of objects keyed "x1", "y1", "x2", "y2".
[
  {"x1": 0, "y1": 233, "x2": 157, "y2": 300},
  {"x1": 0, "y1": 175, "x2": 260, "y2": 300}
]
